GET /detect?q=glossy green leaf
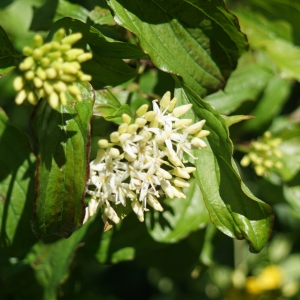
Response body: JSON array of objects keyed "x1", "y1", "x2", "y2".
[
  {"x1": 88, "y1": 6, "x2": 116, "y2": 26},
  {"x1": 93, "y1": 89, "x2": 132, "y2": 124},
  {"x1": 31, "y1": 82, "x2": 94, "y2": 238},
  {"x1": 107, "y1": 0, "x2": 248, "y2": 97},
  {"x1": 236, "y1": 10, "x2": 300, "y2": 81},
  {"x1": 145, "y1": 179, "x2": 209, "y2": 243},
  {"x1": 24, "y1": 224, "x2": 89, "y2": 300},
  {"x1": 30, "y1": 0, "x2": 89, "y2": 31},
  {"x1": 0, "y1": 109, "x2": 37, "y2": 257},
  {"x1": 222, "y1": 115, "x2": 254, "y2": 127},
  {"x1": 204, "y1": 52, "x2": 273, "y2": 114},
  {"x1": 0, "y1": 26, "x2": 20, "y2": 77},
  {"x1": 175, "y1": 80, "x2": 273, "y2": 253},
  {"x1": 48, "y1": 17, "x2": 147, "y2": 59}
]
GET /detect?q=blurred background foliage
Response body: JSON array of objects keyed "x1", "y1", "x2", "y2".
[{"x1": 0, "y1": 0, "x2": 300, "y2": 299}]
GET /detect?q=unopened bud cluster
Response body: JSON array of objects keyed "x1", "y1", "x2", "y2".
[
  {"x1": 13, "y1": 28, "x2": 92, "y2": 108},
  {"x1": 240, "y1": 131, "x2": 283, "y2": 176},
  {"x1": 84, "y1": 91, "x2": 210, "y2": 225}
]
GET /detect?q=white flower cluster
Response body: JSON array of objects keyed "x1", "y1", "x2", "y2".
[
  {"x1": 84, "y1": 92, "x2": 210, "y2": 225},
  {"x1": 13, "y1": 28, "x2": 92, "y2": 108}
]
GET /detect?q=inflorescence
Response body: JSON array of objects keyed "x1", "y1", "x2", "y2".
[
  {"x1": 13, "y1": 28, "x2": 92, "y2": 108},
  {"x1": 240, "y1": 131, "x2": 283, "y2": 176},
  {"x1": 84, "y1": 92, "x2": 210, "y2": 225}
]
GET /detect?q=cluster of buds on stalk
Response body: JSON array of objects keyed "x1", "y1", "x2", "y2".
[
  {"x1": 240, "y1": 131, "x2": 283, "y2": 176},
  {"x1": 13, "y1": 28, "x2": 92, "y2": 108},
  {"x1": 84, "y1": 91, "x2": 210, "y2": 225}
]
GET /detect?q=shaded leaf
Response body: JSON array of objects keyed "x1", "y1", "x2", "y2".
[
  {"x1": 31, "y1": 82, "x2": 94, "y2": 238},
  {"x1": 88, "y1": 6, "x2": 116, "y2": 26},
  {"x1": 175, "y1": 80, "x2": 273, "y2": 253},
  {"x1": 145, "y1": 179, "x2": 209, "y2": 243},
  {"x1": 222, "y1": 114, "x2": 254, "y2": 127},
  {"x1": 93, "y1": 89, "x2": 132, "y2": 124},
  {"x1": 0, "y1": 26, "x2": 20, "y2": 77},
  {"x1": 0, "y1": 109, "x2": 37, "y2": 257},
  {"x1": 107, "y1": 0, "x2": 248, "y2": 97}
]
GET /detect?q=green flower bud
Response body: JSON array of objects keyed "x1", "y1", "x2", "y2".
[
  {"x1": 50, "y1": 41, "x2": 60, "y2": 51},
  {"x1": 62, "y1": 62, "x2": 78, "y2": 75},
  {"x1": 61, "y1": 32, "x2": 82, "y2": 45},
  {"x1": 15, "y1": 89, "x2": 27, "y2": 104},
  {"x1": 27, "y1": 91, "x2": 38, "y2": 105},
  {"x1": 77, "y1": 52, "x2": 93, "y2": 63},
  {"x1": 33, "y1": 34, "x2": 43, "y2": 47},
  {"x1": 60, "y1": 74, "x2": 77, "y2": 82},
  {"x1": 39, "y1": 43, "x2": 52, "y2": 55},
  {"x1": 64, "y1": 49, "x2": 84, "y2": 61},
  {"x1": 13, "y1": 76, "x2": 25, "y2": 91},
  {"x1": 33, "y1": 77, "x2": 43, "y2": 88},
  {"x1": 47, "y1": 51, "x2": 61, "y2": 60},
  {"x1": 40, "y1": 57, "x2": 50, "y2": 68},
  {"x1": 25, "y1": 70, "x2": 35, "y2": 81},
  {"x1": 45, "y1": 68, "x2": 57, "y2": 79},
  {"x1": 43, "y1": 81, "x2": 54, "y2": 95},
  {"x1": 53, "y1": 28, "x2": 65, "y2": 42},
  {"x1": 59, "y1": 92, "x2": 68, "y2": 106},
  {"x1": 53, "y1": 81, "x2": 67, "y2": 93},
  {"x1": 79, "y1": 74, "x2": 92, "y2": 82},
  {"x1": 67, "y1": 85, "x2": 81, "y2": 96},
  {"x1": 23, "y1": 46, "x2": 33, "y2": 56},
  {"x1": 32, "y1": 48, "x2": 43, "y2": 60},
  {"x1": 49, "y1": 92, "x2": 59, "y2": 108},
  {"x1": 19, "y1": 56, "x2": 34, "y2": 71},
  {"x1": 59, "y1": 44, "x2": 71, "y2": 52},
  {"x1": 75, "y1": 94, "x2": 82, "y2": 102},
  {"x1": 36, "y1": 67, "x2": 47, "y2": 80}
]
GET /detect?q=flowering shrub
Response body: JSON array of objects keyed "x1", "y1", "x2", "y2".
[{"x1": 0, "y1": 0, "x2": 299, "y2": 299}]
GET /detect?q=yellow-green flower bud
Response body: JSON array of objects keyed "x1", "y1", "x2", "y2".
[
  {"x1": 61, "y1": 32, "x2": 82, "y2": 45},
  {"x1": 13, "y1": 76, "x2": 25, "y2": 91},
  {"x1": 118, "y1": 123, "x2": 128, "y2": 134},
  {"x1": 168, "y1": 97, "x2": 177, "y2": 112},
  {"x1": 240, "y1": 155, "x2": 250, "y2": 167},
  {"x1": 156, "y1": 168, "x2": 172, "y2": 180},
  {"x1": 39, "y1": 43, "x2": 52, "y2": 55},
  {"x1": 40, "y1": 57, "x2": 51, "y2": 68},
  {"x1": 122, "y1": 114, "x2": 131, "y2": 124},
  {"x1": 173, "y1": 177, "x2": 190, "y2": 188},
  {"x1": 43, "y1": 81, "x2": 54, "y2": 95},
  {"x1": 53, "y1": 28, "x2": 65, "y2": 42},
  {"x1": 15, "y1": 89, "x2": 27, "y2": 104},
  {"x1": 159, "y1": 91, "x2": 171, "y2": 110},
  {"x1": 67, "y1": 85, "x2": 81, "y2": 96},
  {"x1": 173, "y1": 119, "x2": 193, "y2": 128},
  {"x1": 188, "y1": 120, "x2": 206, "y2": 135},
  {"x1": 64, "y1": 49, "x2": 84, "y2": 61},
  {"x1": 33, "y1": 77, "x2": 43, "y2": 88},
  {"x1": 172, "y1": 186, "x2": 186, "y2": 199},
  {"x1": 195, "y1": 130, "x2": 210, "y2": 138},
  {"x1": 50, "y1": 41, "x2": 60, "y2": 51},
  {"x1": 136, "y1": 104, "x2": 148, "y2": 117},
  {"x1": 53, "y1": 81, "x2": 67, "y2": 92},
  {"x1": 32, "y1": 48, "x2": 43, "y2": 60},
  {"x1": 172, "y1": 104, "x2": 192, "y2": 117},
  {"x1": 47, "y1": 51, "x2": 62, "y2": 60},
  {"x1": 59, "y1": 92, "x2": 68, "y2": 106},
  {"x1": 264, "y1": 160, "x2": 273, "y2": 168},
  {"x1": 19, "y1": 56, "x2": 34, "y2": 71},
  {"x1": 45, "y1": 68, "x2": 57, "y2": 79},
  {"x1": 49, "y1": 92, "x2": 59, "y2": 108},
  {"x1": 191, "y1": 137, "x2": 207, "y2": 148},
  {"x1": 33, "y1": 34, "x2": 43, "y2": 47},
  {"x1": 80, "y1": 74, "x2": 92, "y2": 82},
  {"x1": 27, "y1": 91, "x2": 38, "y2": 105},
  {"x1": 147, "y1": 194, "x2": 163, "y2": 211},
  {"x1": 110, "y1": 132, "x2": 120, "y2": 143},
  {"x1": 255, "y1": 165, "x2": 265, "y2": 176},
  {"x1": 98, "y1": 139, "x2": 109, "y2": 148},
  {"x1": 25, "y1": 70, "x2": 35, "y2": 81},
  {"x1": 135, "y1": 118, "x2": 147, "y2": 127},
  {"x1": 145, "y1": 111, "x2": 156, "y2": 122},
  {"x1": 128, "y1": 124, "x2": 139, "y2": 134},
  {"x1": 149, "y1": 117, "x2": 159, "y2": 128},
  {"x1": 109, "y1": 147, "x2": 120, "y2": 159},
  {"x1": 59, "y1": 44, "x2": 71, "y2": 52},
  {"x1": 173, "y1": 167, "x2": 190, "y2": 179},
  {"x1": 23, "y1": 46, "x2": 33, "y2": 56},
  {"x1": 62, "y1": 62, "x2": 78, "y2": 74},
  {"x1": 60, "y1": 74, "x2": 77, "y2": 82},
  {"x1": 77, "y1": 52, "x2": 93, "y2": 63},
  {"x1": 36, "y1": 67, "x2": 47, "y2": 80}
]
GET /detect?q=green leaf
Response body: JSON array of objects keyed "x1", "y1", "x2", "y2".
[
  {"x1": 222, "y1": 115, "x2": 254, "y2": 127},
  {"x1": 31, "y1": 82, "x2": 94, "y2": 238},
  {"x1": 204, "y1": 52, "x2": 273, "y2": 114},
  {"x1": 88, "y1": 6, "x2": 116, "y2": 26},
  {"x1": 30, "y1": 0, "x2": 89, "y2": 31},
  {"x1": 0, "y1": 26, "x2": 20, "y2": 77},
  {"x1": 145, "y1": 178, "x2": 209, "y2": 243},
  {"x1": 236, "y1": 10, "x2": 300, "y2": 81},
  {"x1": 174, "y1": 80, "x2": 273, "y2": 253},
  {"x1": 106, "y1": 0, "x2": 248, "y2": 97},
  {"x1": 24, "y1": 224, "x2": 89, "y2": 300},
  {"x1": 93, "y1": 89, "x2": 132, "y2": 124},
  {"x1": 0, "y1": 109, "x2": 37, "y2": 257}
]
